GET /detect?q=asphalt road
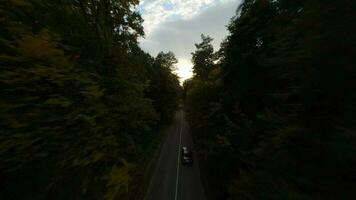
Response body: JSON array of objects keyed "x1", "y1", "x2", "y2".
[{"x1": 145, "y1": 110, "x2": 206, "y2": 200}]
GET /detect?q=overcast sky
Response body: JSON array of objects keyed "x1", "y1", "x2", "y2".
[{"x1": 137, "y1": 0, "x2": 241, "y2": 82}]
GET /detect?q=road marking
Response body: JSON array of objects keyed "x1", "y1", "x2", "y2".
[{"x1": 174, "y1": 111, "x2": 183, "y2": 200}]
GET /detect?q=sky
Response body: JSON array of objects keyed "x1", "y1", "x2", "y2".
[{"x1": 137, "y1": 0, "x2": 241, "y2": 82}]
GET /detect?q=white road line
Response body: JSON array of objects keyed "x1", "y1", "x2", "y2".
[{"x1": 174, "y1": 111, "x2": 183, "y2": 200}]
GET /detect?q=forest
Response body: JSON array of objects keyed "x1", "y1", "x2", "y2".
[
  {"x1": 1, "y1": 0, "x2": 356, "y2": 199},
  {"x1": 184, "y1": 0, "x2": 356, "y2": 199},
  {"x1": 0, "y1": 0, "x2": 180, "y2": 199}
]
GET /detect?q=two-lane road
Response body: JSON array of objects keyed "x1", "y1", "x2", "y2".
[{"x1": 145, "y1": 110, "x2": 206, "y2": 200}]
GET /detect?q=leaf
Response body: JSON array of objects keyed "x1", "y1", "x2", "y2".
[
  {"x1": 10, "y1": 0, "x2": 32, "y2": 7},
  {"x1": 104, "y1": 160, "x2": 135, "y2": 200},
  {"x1": 74, "y1": 114, "x2": 97, "y2": 126},
  {"x1": 44, "y1": 97, "x2": 72, "y2": 107}
]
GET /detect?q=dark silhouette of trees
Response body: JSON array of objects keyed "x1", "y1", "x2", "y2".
[
  {"x1": 0, "y1": 1, "x2": 180, "y2": 199},
  {"x1": 185, "y1": 0, "x2": 356, "y2": 199},
  {"x1": 148, "y1": 51, "x2": 181, "y2": 123},
  {"x1": 192, "y1": 34, "x2": 215, "y2": 78}
]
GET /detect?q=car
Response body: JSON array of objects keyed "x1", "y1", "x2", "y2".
[{"x1": 181, "y1": 146, "x2": 193, "y2": 165}]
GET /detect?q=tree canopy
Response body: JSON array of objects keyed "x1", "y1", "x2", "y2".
[
  {"x1": 184, "y1": 0, "x2": 356, "y2": 199},
  {"x1": 191, "y1": 34, "x2": 215, "y2": 78},
  {"x1": 0, "y1": 0, "x2": 180, "y2": 199}
]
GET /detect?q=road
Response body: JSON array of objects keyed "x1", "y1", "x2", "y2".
[{"x1": 145, "y1": 110, "x2": 206, "y2": 200}]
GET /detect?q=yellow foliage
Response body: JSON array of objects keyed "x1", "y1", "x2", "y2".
[
  {"x1": 17, "y1": 29, "x2": 68, "y2": 66},
  {"x1": 104, "y1": 159, "x2": 135, "y2": 200},
  {"x1": 10, "y1": 0, "x2": 32, "y2": 7},
  {"x1": 80, "y1": 85, "x2": 105, "y2": 98},
  {"x1": 44, "y1": 97, "x2": 72, "y2": 107}
]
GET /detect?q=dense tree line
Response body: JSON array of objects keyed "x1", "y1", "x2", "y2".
[
  {"x1": 185, "y1": 0, "x2": 356, "y2": 199},
  {"x1": 0, "y1": 0, "x2": 180, "y2": 199}
]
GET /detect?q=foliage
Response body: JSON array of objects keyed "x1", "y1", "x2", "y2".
[
  {"x1": 184, "y1": 0, "x2": 356, "y2": 199},
  {"x1": 191, "y1": 34, "x2": 215, "y2": 78},
  {"x1": 148, "y1": 51, "x2": 181, "y2": 123},
  {"x1": 0, "y1": 0, "x2": 180, "y2": 199}
]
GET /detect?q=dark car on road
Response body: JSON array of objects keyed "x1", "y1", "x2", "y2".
[{"x1": 181, "y1": 146, "x2": 193, "y2": 165}]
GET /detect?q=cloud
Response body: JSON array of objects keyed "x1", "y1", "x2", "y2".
[
  {"x1": 138, "y1": 0, "x2": 218, "y2": 35},
  {"x1": 138, "y1": 0, "x2": 242, "y2": 81}
]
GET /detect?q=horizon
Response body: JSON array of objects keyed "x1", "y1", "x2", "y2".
[{"x1": 137, "y1": 0, "x2": 241, "y2": 82}]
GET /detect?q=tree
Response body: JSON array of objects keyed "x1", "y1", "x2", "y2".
[
  {"x1": 191, "y1": 34, "x2": 215, "y2": 78},
  {"x1": 0, "y1": 1, "x2": 180, "y2": 199},
  {"x1": 75, "y1": 0, "x2": 144, "y2": 54},
  {"x1": 148, "y1": 52, "x2": 181, "y2": 123},
  {"x1": 155, "y1": 51, "x2": 178, "y2": 71},
  {"x1": 185, "y1": 0, "x2": 356, "y2": 199}
]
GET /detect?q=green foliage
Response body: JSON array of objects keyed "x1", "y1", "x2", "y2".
[
  {"x1": 148, "y1": 51, "x2": 181, "y2": 123},
  {"x1": 191, "y1": 34, "x2": 215, "y2": 78},
  {"x1": 0, "y1": 0, "x2": 180, "y2": 199},
  {"x1": 185, "y1": 0, "x2": 356, "y2": 199},
  {"x1": 104, "y1": 160, "x2": 135, "y2": 200},
  {"x1": 155, "y1": 51, "x2": 178, "y2": 71}
]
